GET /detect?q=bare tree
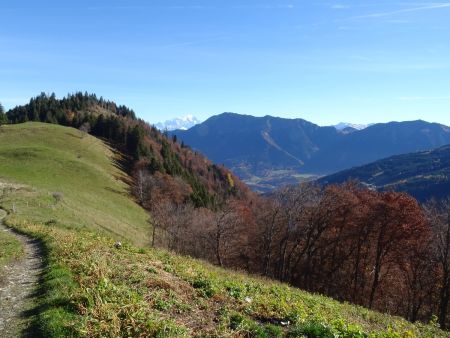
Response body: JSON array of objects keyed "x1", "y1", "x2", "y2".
[
  {"x1": 425, "y1": 198, "x2": 450, "y2": 329},
  {"x1": 256, "y1": 197, "x2": 283, "y2": 276},
  {"x1": 273, "y1": 183, "x2": 321, "y2": 282},
  {"x1": 79, "y1": 122, "x2": 91, "y2": 138},
  {"x1": 400, "y1": 239, "x2": 435, "y2": 322},
  {"x1": 135, "y1": 169, "x2": 151, "y2": 205},
  {"x1": 52, "y1": 191, "x2": 64, "y2": 204},
  {"x1": 212, "y1": 201, "x2": 240, "y2": 267}
]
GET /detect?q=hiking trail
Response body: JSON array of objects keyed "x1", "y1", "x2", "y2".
[{"x1": 0, "y1": 209, "x2": 43, "y2": 337}]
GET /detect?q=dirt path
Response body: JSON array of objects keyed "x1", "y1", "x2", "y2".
[{"x1": 0, "y1": 210, "x2": 43, "y2": 337}]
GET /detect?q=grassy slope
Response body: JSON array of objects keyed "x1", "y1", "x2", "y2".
[
  {"x1": 0, "y1": 122, "x2": 150, "y2": 246},
  {"x1": 0, "y1": 122, "x2": 447, "y2": 337}
]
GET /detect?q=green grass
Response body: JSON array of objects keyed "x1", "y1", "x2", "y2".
[
  {"x1": 243, "y1": 170, "x2": 319, "y2": 193},
  {"x1": 0, "y1": 229, "x2": 23, "y2": 267},
  {"x1": 0, "y1": 122, "x2": 448, "y2": 337},
  {"x1": 0, "y1": 209, "x2": 24, "y2": 273},
  {"x1": 0, "y1": 122, "x2": 151, "y2": 246}
]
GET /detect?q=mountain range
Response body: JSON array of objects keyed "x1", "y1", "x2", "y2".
[
  {"x1": 171, "y1": 113, "x2": 450, "y2": 191},
  {"x1": 333, "y1": 122, "x2": 372, "y2": 131},
  {"x1": 319, "y1": 145, "x2": 450, "y2": 202},
  {"x1": 154, "y1": 114, "x2": 201, "y2": 131},
  {"x1": 155, "y1": 116, "x2": 370, "y2": 133}
]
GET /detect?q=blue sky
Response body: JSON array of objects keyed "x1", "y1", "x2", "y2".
[{"x1": 1, "y1": 0, "x2": 450, "y2": 126}]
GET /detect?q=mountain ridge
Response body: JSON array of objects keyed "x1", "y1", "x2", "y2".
[
  {"x1": 319, "y1": 144, "x2": 450, "y2": 201},
  {"x1": 171, "y1": 113, "x2": 450, "y2": 191}
]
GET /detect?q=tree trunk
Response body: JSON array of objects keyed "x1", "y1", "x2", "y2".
[{"x1": 216, "y1": 227, "x2": 223, "y2": 267}]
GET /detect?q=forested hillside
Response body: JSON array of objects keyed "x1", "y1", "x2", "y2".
[
  {"x1": 5, "y1": 93, "x2": 251, "y2": 209},
  {"x1": 320, "y1": 145, "x2": 450, "y2": 201}
]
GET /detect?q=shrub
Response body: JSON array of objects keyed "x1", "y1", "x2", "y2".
[{"x1": 288, "y1": 322, "x2": 335, "y2": 338}]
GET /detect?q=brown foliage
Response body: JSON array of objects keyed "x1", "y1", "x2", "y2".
[{"x1": 140, "y1": 176, "x2": 450, "y2": 328}]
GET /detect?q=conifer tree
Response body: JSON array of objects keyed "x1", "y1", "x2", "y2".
[{"x1": 0, "y1": 102, "x2": 7, "y2": 125}]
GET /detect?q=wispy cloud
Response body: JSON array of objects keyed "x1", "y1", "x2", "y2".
[
  {"x1": 232, "y1": 4, "x2": 295, "y2": 10},
  {"x1": 87, "y1": 5, "x2": 216, "y2": 11},
  {"x1": 398, "y1": 95, "x2": 450, "y2": 101},
  {"x1": 157, "y1": 36, "x2": 232, "y2": 49},
  {"x1": 87, "y1": 5, "x2": 147, "y2": 11},
  {"x1": 165, "y1": 5, "x2": 214, "y2": 10},
  {"x1": 331, "y1": 4, "x2": 350, "y2": 10},
  {"x1": 88, "y1": 4, "x2": 297, "y2": 11},
  {"x1": 352, "y1": 3, "x2": 450, "y2": 19},
  {"x1": 385, "y1": 19, "x2": 411, "y2": 24}
]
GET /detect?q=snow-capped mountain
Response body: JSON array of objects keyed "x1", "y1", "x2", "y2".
[
  {"x1": 333, "y1": 122, "x2": 371, "y2": 131},
  {"x1": 154, "y1": 115, "x2": 201, "y2": 131}
]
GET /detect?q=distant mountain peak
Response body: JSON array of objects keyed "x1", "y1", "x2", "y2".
[
  {"x1": 333, "y1": 122, "x2": 371, "y2": 131},
  {"x1": 154, "y1": 115, "x2": 201, "y2": 131}
]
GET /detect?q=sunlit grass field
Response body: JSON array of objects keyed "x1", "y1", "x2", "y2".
[{"x1": 0, "y1": 122, "x2": 151, "y2": 246}]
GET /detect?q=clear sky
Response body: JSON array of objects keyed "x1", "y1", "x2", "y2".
[{"x1": 1, "y1": 0, "x2": 450, "y2": 126}]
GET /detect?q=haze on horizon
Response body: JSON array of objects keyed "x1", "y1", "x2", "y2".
[{"x1": 1, "y1": 0, "x2": 450, "y2": 126}]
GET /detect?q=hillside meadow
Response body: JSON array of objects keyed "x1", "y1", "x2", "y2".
[{"x1": 0, "y1": 122, "x2": 151, "y2": 245}]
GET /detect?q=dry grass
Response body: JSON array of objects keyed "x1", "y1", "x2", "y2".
[{"x1": 6, "y1": 215, "x2": 447, "y2": 338}]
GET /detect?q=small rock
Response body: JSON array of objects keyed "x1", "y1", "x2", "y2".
[{"x1": 244, "y1": 296, "x2": 252, "y2": 303}]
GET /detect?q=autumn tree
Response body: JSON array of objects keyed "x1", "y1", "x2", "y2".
[
  {"x1": 399, "y1": 236, "x2": 435, "y2": 322},
  {"x1": 255, "y1": 196, "x2": 284, "y2": 276},
  {"x1": 365, "y1": 192, "x2": 427, "y2": 309},
  {"x1": 307, "y1": 183, "x2": 366, "y2": 299},
  {"x1": 211, "y1": 199, "x2": 253, "y2": 267},
  {"x1": 425, "y1": 198, "x2": 450, "y2": 329},
  {"x1": 267, "y1": 183, "x2": 320, "y2": 282}
]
